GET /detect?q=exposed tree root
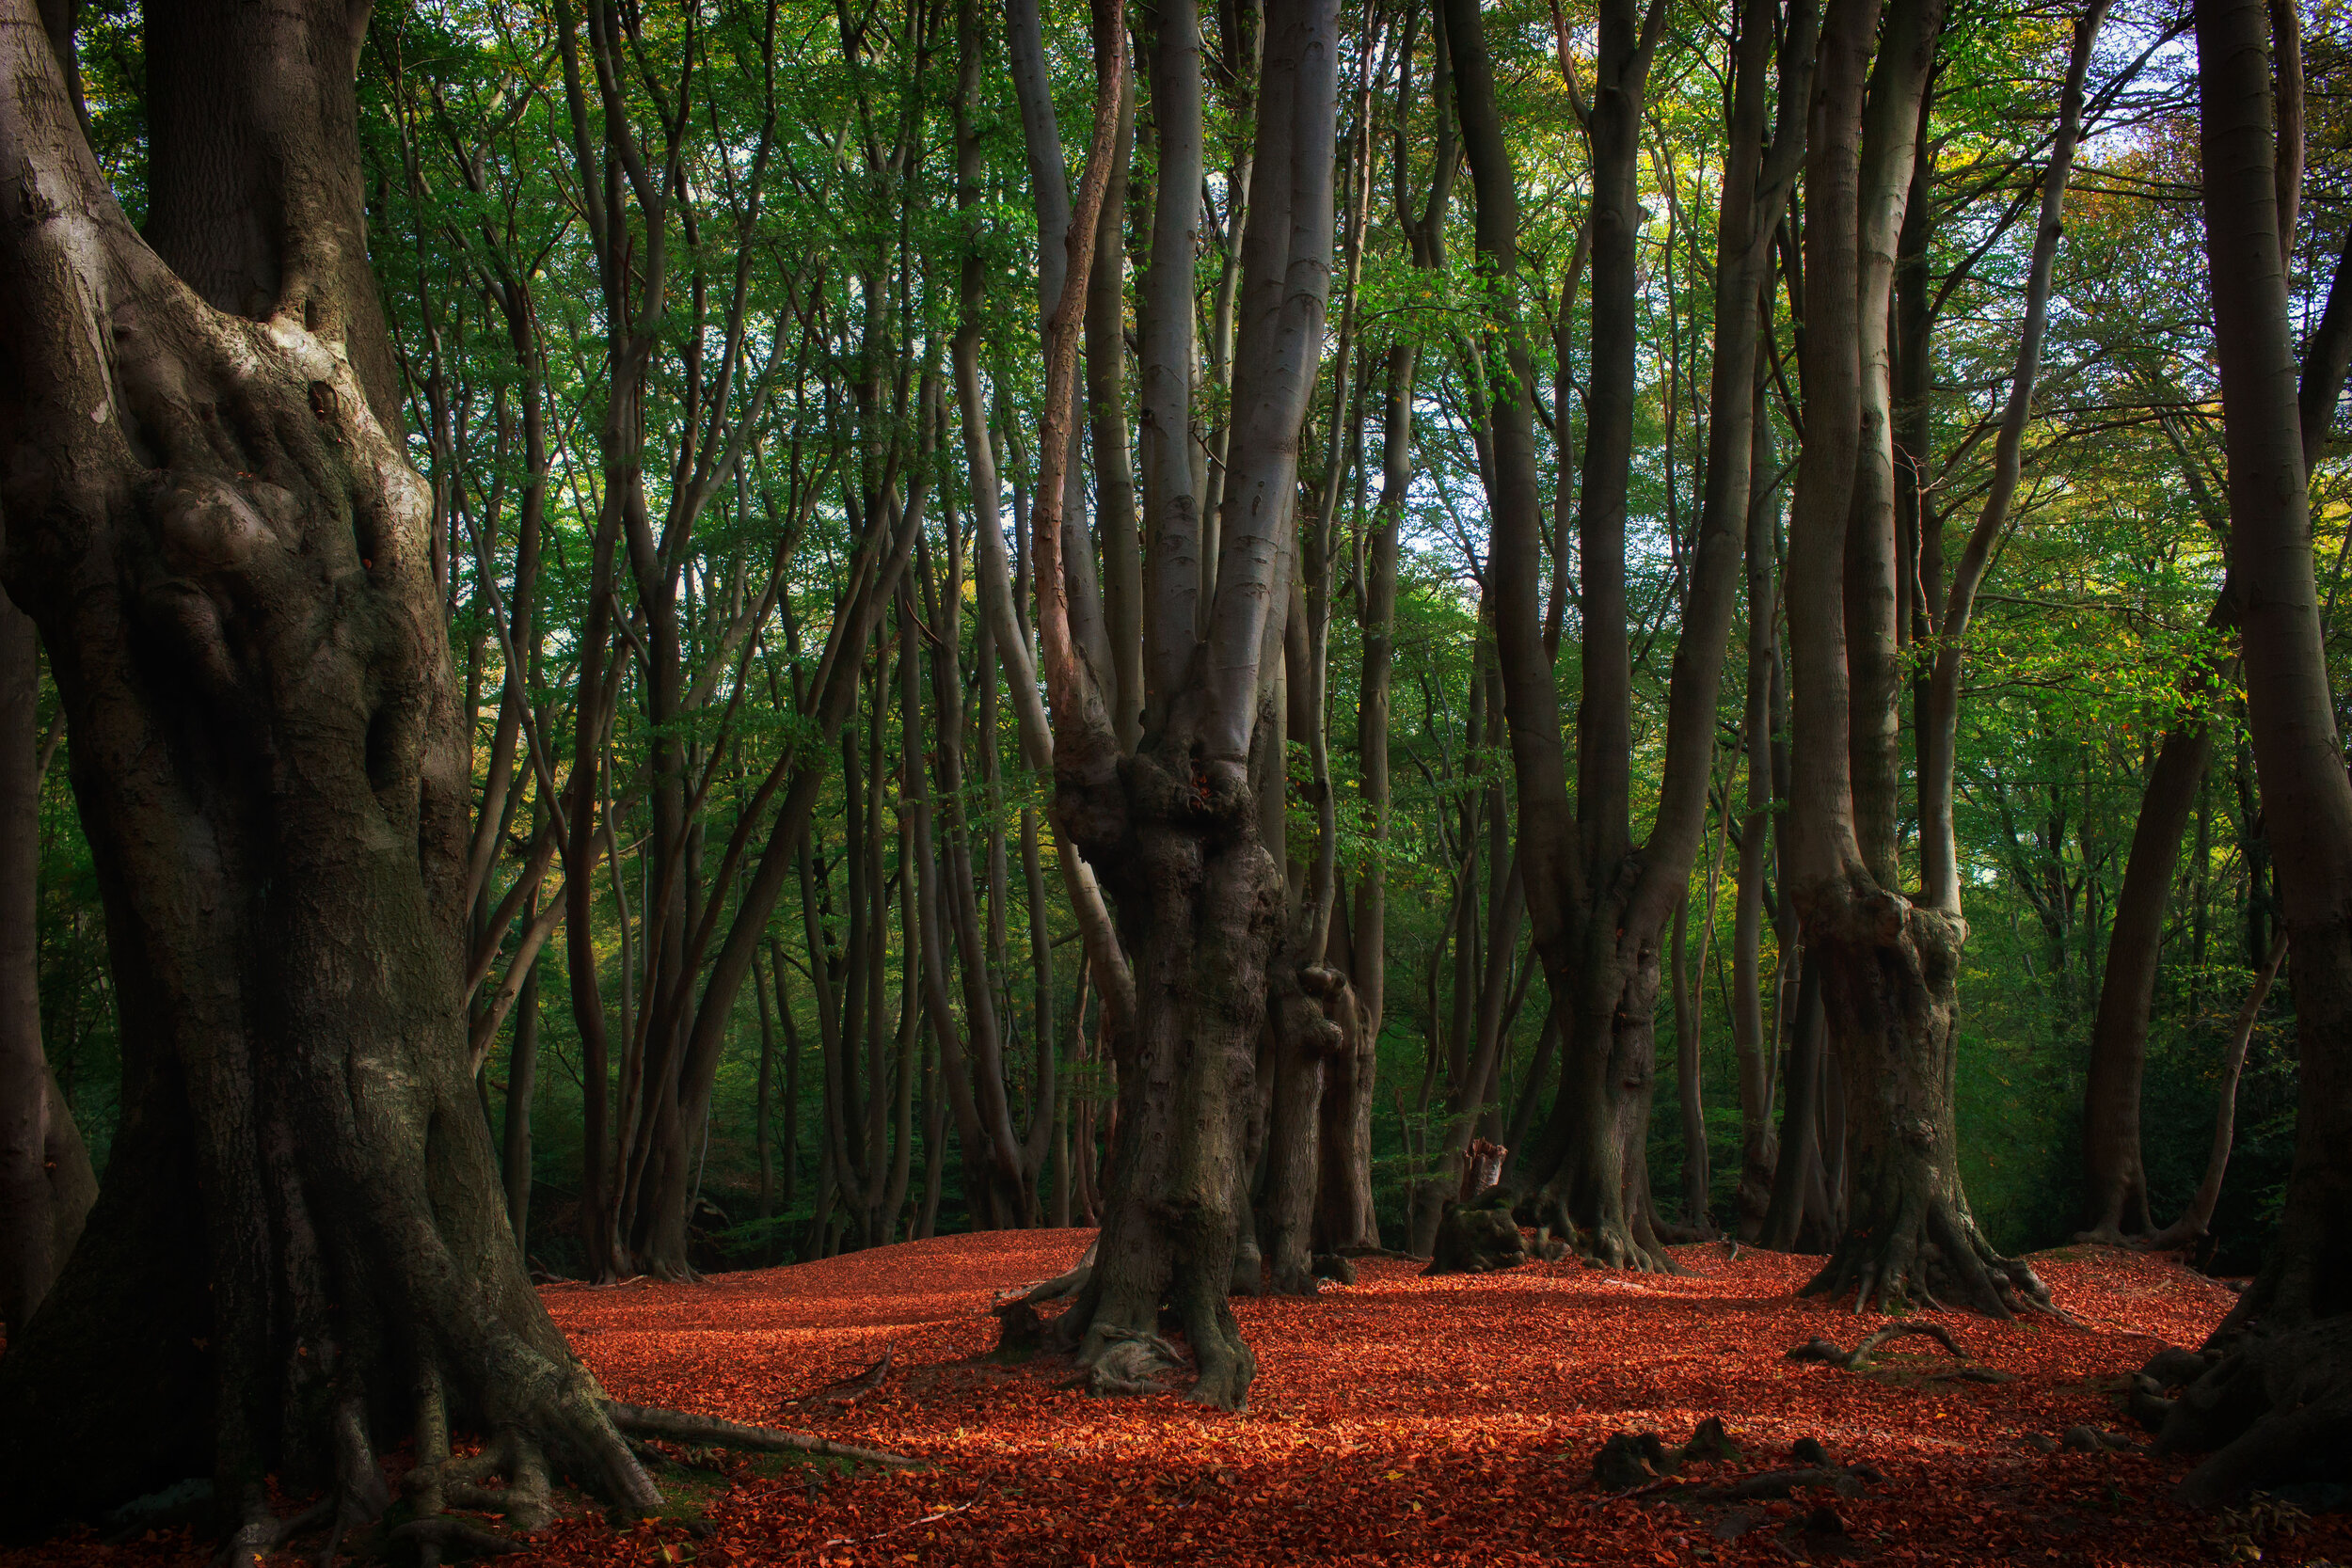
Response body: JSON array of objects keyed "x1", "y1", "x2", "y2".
[
  {"x1": 1311, "y1": 1253, "x2": 1357, "y2": 1285},
  {"x1": 1802, "y1": 1197, "x2": 2066, "y2": 1322},
  {"x1": 608, "y1": 1402, "x2": 923, "y2": 1469},
  {"x1": 1075, "y1": 1326, "x2": 1188, "y2": 1396},
  {"x1": 1597, "y1": 1424, "x2": 1886, "y2": 1509},
  {"x1": 2142, "y1": 1317, "x2": 2352, "y2": 1509},
  {"x1": 1514, "y1": 1190, "x2": 1679, "y2": 1275},
  {"x1": 1590, "y1": 1418, "x2": 1748, "y2": 1490},
  {"x1": 389, "y1": 1517, "x2": 524, "y2": 1557},
  {"x1": 1660, "y1": 1464, "x2": 1884, "y2": 1504},
  {"x1": 207, "y1": 1394, "x2": 917, "y2": 1568},
  {"x1": 787, "y1": 1344, "x2": 898, "y2": 1409},
  {"x1": 219, "y1": 1496, "x2": 331, "y2": 1568},
  {"x1": 1422, "y1": 1191, "x2": 1530, "y2": 1276},
  {"x1": 1785, "y1": 1322, "x2": 2016, "y2": 1384},
  {"x1": 991, "y1": 1243, "x2": 1098, "y2": 1356}
]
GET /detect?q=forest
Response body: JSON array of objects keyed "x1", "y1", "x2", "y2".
[{"x1": 0, "y1": 0, "x2": 2347, "y2": 1559}]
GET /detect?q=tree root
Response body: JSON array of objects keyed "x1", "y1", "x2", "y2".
[
  {"x1": 215, "y1": 1394, "x2": 399, "y2": 1568},
  {"x1": 2142, "y1": 1317, "x2": 2352, "y2": 1509},
  {"x1": 1072, "y1": 1326, "x2": 1187, "y2": 1396},
  {"x1": 213, "y1": 1391, "x2": 919, "y2": 1568},
  {"x1": 1311, "y1": 1253, "x2": 1357, "y2": 1285},
  {"x1": 1803, "y1": 1200, "x2": 2068, "y2": 1323},
  {"x1": 389, "y1": 1518, "x2": 524, "y2": 1557},
  {"x1": 991, "y1": 1243, "x2": 1099, "y2": 1354},
  {"x1": 787, "y1": 1344, "x2": 897, "y2": 1408},
  {"x1": 1662, "y1": 1464, "x2": 1884, "y2": 1503},
  {"x1": 1785, "y1": 1322, "x2": 2015, "y2": 1383},
  {"x1": 219, "y1": 1495, "x2": 331, "y2": 1568},
  {"x1": 1590, "y1": 1418, "x2": 1747, "y2": 1490},
  {"x1": 607, "y1": 1402, "x2": 924, "y2": 1469},
  {"x1": 1422, "y1": 1193, "x2": 1530, "y2": 1276},
  {"x1": 1514, "y1": 1192, "x2": 1679, "y2": 1275},
  {"x1": 1601, "y1": 1428, "x2": 1886, "y2": 1508}
]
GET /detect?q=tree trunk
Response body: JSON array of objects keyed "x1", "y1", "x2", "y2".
[
  {"x1": 0, "y1": 3, "x2": 856, "y2": 1536},
  {"x1": 2151, "y1": 0, "x2": 2352, "y2": 1504},
  {"x1": 753, "y1": 945, "x2": 776, "y2": 1223},
  {"x1": 2082, "y1": 67, "x2": 2352, "y2": 1249},
  {"x1": 0, "y1": 599, "x2": 93, "y2": 1335},
  {"x1": 1011, "y1": 0, "x2": 1337, "y2": 1411},
  {"x1": 2081, "y1": 721, "x2": 2212, "y2": 1242},
  {"x1": 1673, "y1": 897, "x2": 1712, "y2": 1233},
  {"x1": 2145, "y1": 929, "x2": 2285, "y2": 1253},
  {"x1": 1459, "y1": 0, "x2": 1808, "y2": 1271},
  {"x1": 502, "y1": 936, "x2": 542, "y2": 1252},
  {"x1": 1732, "y1": 388, "x2": 1782, "y2": 1241}
]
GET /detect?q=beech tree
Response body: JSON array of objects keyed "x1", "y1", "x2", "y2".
[
  {"x1": 0, "y1": 0, "x2": 887, "y2": 1542},
  {"x1": 2144, "y1": 0, "x2": 2352, "y2": 1500},
  {"x1": 1449, "y1": 0, "x2": 1812, "y2": 1268},
  {"x1": 989, "y1": 0, "x2": 1345, "y2": 1406}
]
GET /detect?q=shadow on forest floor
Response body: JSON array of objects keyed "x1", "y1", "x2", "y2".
[{"x1": 16, "y1": 1230, "x2": 2352, "y2": 1565}]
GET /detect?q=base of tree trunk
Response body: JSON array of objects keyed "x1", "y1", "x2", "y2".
[
  {"x1": 1800, "y1": 1184, "x2": 2058, "y2": 1319},
  {"x1": 1798, "y1": 882, "x2": 2058, "y2": 1320},
  {"x1": 1025, "y1": 751, "x2": 1284, "y2": 1411},
  {"x1": 2141, "y1": 1317, "x2": 2352, "y2": 1508},
  {"x1": 1422, "y1": 1191, "x2": 1529, "y2": 1275}
]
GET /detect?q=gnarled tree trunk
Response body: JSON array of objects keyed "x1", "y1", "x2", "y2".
[
  {"x1": 1000, "y1": 0, "x2": 1341, "y2": 1410},
  {"x1": 1460, "y1": 0, "x2": 1811, "y2": 1270},
  {"x1": 0, "y1": 1, "x2": 816, "y2": 1540}
]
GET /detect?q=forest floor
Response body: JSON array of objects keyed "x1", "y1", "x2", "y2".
[
  {"x1": 537, "y1": 1232, "x2": 2344, "y2": 1566},
  {"x1": 20, "y1": 1233, "x2": 2352, "y2": 1565}
]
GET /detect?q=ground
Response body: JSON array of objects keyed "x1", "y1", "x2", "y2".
[{"x1": 12, "y1": 1235, "x2": 2351, "y2": 1565}]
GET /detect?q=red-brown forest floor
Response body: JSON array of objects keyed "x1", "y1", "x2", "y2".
[{"x1": 20, "y1": 1235, "x2": 2352, "y2": 1565}]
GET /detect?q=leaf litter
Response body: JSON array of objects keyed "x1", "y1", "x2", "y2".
[{"x1": 13, "y1": 1235, "x2": 2350, "y2": 1565}]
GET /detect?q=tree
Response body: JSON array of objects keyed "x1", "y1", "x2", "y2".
[
  {"x1": 1457, "y1": 0, "x2": 1811, "y2": 1267},
  {"x1": 2147, "y1": 0, "x2": 2352, "y2": 1502},
  {"x1": 0, "y1": 0, "x2": 855, "y2": 1541},
  {"x1": 998, "y1": 0, "x2": 1343, "y2": 1407},
  {"x1": 1772, "y1": 0, "x2": 2106, "y2": 1317}
]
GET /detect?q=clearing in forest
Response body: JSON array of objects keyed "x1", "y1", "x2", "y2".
[
  {"x1": 525, "y1": 1233, "x2": 2347, "y2": 1566},
  {"x1": 19, "y1": 1235, "x2": 2348, "y2": 1565}
]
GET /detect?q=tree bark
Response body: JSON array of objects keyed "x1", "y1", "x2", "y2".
[
  {"x1": 1780, "y1": 0, "x2": 2093, "y2": 1319},
  {"x1": 0, "y1": 0, "x2": 710, "y2": 1534},
  {"x1": 2081, "y1": 720, "x2": 2212, "y2": 1243},
  {"x1": 1732, "y1": 385, "x2": 1782, "y2": 1241},
  {"x1": 1461, "y1": 0, "x2": 1809, "y2": 1269},
  {"x1": 2081, "y1": 53, "x2": 2352, "y2": 1247},
  {"x1": 0, "y1": 600, "x2": 92, "y2": 1335},
  {"x1": 502, "y1": 935, "x2": 541, "y2": 1252},
  {"x1": 1012, "y1": 0, "x2": 1338, "y2": 1410},
  {"x1": 2152, "y1": 0, "x2": 2352, "y2": 1503}
]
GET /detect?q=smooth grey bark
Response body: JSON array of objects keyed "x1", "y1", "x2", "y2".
[
  {"x1": 1464, "y1": 0, "x2": 1810, "y2": 1269},
  {"x1": 1732, "y1": 389, "x2": 1782, "y2": 1240},
  {"x1": 1781, "y1": 0, "x2": 2096, "y2": 1320},
  {"x1": 502, "y1": 930, "x2": 541, "y2": 1251},
  {"x1": 2080, "y1": 131, "x2": 2352, "y2": 1248},
  {"x1": 1006, "y1": 0, "x2": 1340, "y2": 1410}
]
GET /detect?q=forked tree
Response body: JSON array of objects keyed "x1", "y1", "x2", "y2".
[
  {"x1": 995, "y1": 0, "x2": 1343, "y2": 1405},
  {"x1": 1450, "y1": 0, "x2": 1811, "y2": 1267},
  {"x1": 0, "y1": 0, "x2": 875, "y2": 1543},
  {"x1": 1777, "y1": 0, "x2": 2104, "y2": 1315}
]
